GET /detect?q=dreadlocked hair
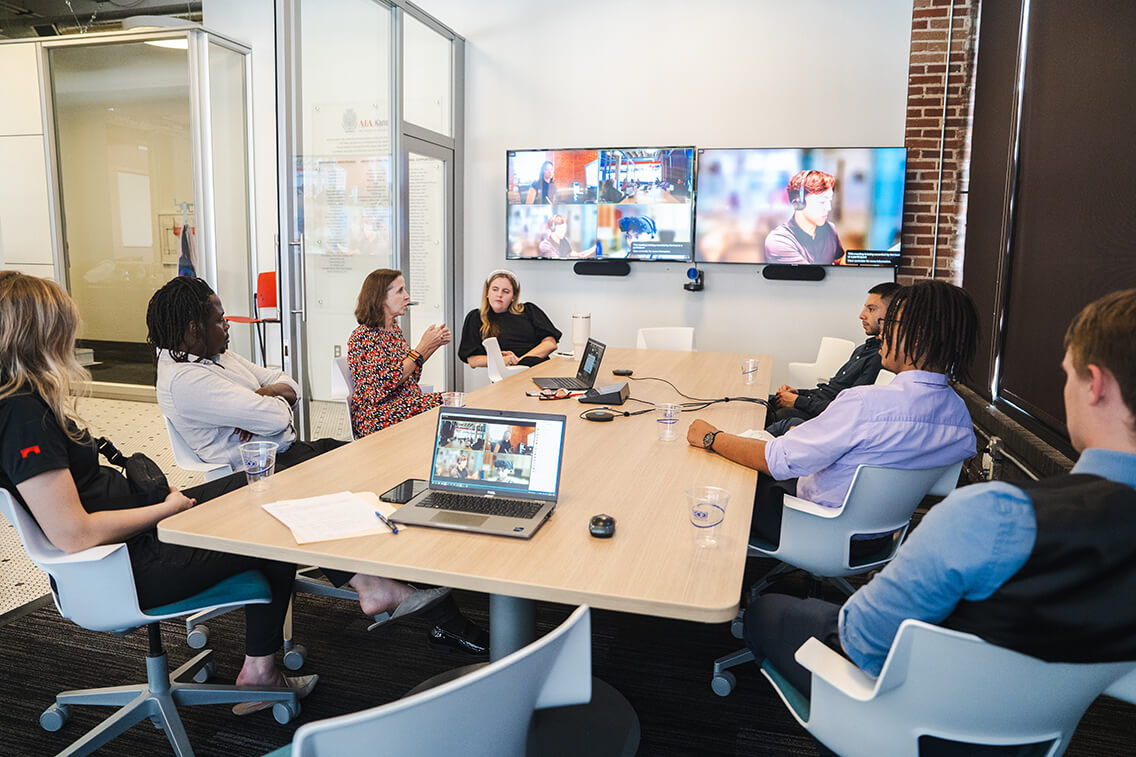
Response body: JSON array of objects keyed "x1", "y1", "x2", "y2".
[
  {"x1": 880, "y1": 280, "x2": 978, "y2": 383},
  {"x1": 146, "y1": 276, "x2": 216, "y2": 363}
]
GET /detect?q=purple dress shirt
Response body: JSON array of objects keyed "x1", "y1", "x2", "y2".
[{"x1": 764, "y1": 370, "x2": 976, "y2": 508}]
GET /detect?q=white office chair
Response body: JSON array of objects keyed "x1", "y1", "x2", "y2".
[
  {"x1": 264, "y1": 605, "x2": 593, "y2": 757},
  {"x1": 874, "y1": 368, "x2": 896, "y2": 385},
  {"x1": 331, "y1": 356, "x2": 358, "y2": 439},
  {"x1": 0, "y1": 489, "x2": 301, "y2": 756},
  {"x1": 763, "y1": 618, "x2": 1136, "y2": 757},
  {"x1": 711, "y1": 462, "x2": 962, "y2": 696},
  {"x1": 163, "y1": 415, "x2": 233, "y2": 483},
  {"x1": 483, "y1": 337, "x2": 528, "y2": 383},
  {"x1": 636, "y1": 327, "x2": 694, "y2": 351},
  {"x1": 787, "y1": 336, "x2": 856, "y2": 388}
]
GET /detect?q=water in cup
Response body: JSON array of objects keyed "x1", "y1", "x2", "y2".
[
  {"x1": 742, "y1": 358, "x2": 759, "y2": 385},
  {"x1": 442, "y1": 391, "x2": 466, "y2": 407},
  {"x1": 656, "y1": 402, "x2": 681, "y2": 441},
  {"x1": 687, "y1": 485, "x2": 731, "y2": 547},
  {"x1": 240, "y1": 441, "x2": 278, "y2": 492}
]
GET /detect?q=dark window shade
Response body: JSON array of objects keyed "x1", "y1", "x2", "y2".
[{"x1": 965, "y1": 0, "x2": 1136, "y2": 440}]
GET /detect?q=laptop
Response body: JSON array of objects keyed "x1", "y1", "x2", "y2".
[
  {"x1": 532, "y1": 338, "x2": 606, "y2": 390},
  {"x1": 389, "y1": 406, "x2": 567, "y2": 538}
]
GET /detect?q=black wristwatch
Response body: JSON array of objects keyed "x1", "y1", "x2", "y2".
[{"x1": 702, "y1": 430, "x2": 721, "y2": 450}]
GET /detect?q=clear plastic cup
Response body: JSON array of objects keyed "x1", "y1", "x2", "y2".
[
  {"x1": 655, "y1": 402, "x2": 681, "y2": 441},
  {"x1": 688, "y1": 485, "x2": 731, "y2": 547},
  {"x1": 742, "y1": 358, "x2": 759, "y2": 385},
  {"x1": 239, "y1": 441, "x2": 278, "y2": 492},
  {"x1": 442, "y1": 391, "x2": 466, "y2": 407}
]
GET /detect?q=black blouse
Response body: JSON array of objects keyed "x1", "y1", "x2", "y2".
[{"x1": 457, "y1": 303, "x2": 562, "y2": 366}]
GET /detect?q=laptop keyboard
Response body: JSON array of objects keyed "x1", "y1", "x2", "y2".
[
  {"x1": 419, "y1": 492, "x2": 545, "y2": 520},
  {"x1": 538, "y1": 376, "x2": 583, "y2": 389}
]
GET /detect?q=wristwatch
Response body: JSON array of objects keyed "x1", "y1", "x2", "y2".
[{"x1": 702, "y1": 430, "x2": 721, "y2": 450}]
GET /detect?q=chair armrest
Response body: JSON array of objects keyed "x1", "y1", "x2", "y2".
[
  {"x1": 783, "y1": 495, "x2": 842, "y2": 519},
  {"x1": 795, "y1": 637, "x2": 878, "y2": 702},
  {"x1": 35, "y1": 542, "x2": 126, "y2": 565},
  {"x1": 1105, "y1": 667, "x2": 1136, "y2": 704}
]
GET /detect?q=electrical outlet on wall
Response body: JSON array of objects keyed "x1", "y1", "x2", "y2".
[{"x1": 334, "y1": 345, "x2": 342, "y2": 358}]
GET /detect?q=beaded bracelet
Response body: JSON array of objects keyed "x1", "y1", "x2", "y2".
[{"x1": 407, "y1": 349, "x2": 424, "y2": 367}]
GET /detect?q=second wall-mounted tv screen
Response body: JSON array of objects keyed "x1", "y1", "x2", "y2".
[
  {"x1": 506, "y1": 146, "x2": 695, "y2": 262},
  {"x1": 694, "y1": 147, "x2": 907, "y2": 266}
]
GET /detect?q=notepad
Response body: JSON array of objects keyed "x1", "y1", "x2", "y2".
[
  {"x1": 262, "y1": 491, "x2": 397, "y2": 544},
  {"x1": 739, "y1": 428, "x2": 777, "y2": 442}
]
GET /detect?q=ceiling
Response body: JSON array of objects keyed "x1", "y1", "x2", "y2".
[{"x1": 0, "y1": 0, "x2": 200, "y2": 39}]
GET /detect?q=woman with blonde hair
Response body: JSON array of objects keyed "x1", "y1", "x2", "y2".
[
  {"x1": 457, "y1": 270, "x2": 561, "y2": 369},
  {"x1": 0, "y1": 271, "x2": 316, "y2": 710}
]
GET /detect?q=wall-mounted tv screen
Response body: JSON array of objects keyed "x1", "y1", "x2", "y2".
[
  {"x1": 694, "y1": 147, "x2": 907, "y2": 266},
  {"x1": 506, "y1": 146, "x2": 695, "y2": 262}
]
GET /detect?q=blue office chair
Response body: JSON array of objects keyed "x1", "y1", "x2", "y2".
[
  {"x1": 263, "y1": 605, "x2": 593, "y2": 757},
  {"x1": 0, "y1": 489, "x2": 303, "y2": 756}
]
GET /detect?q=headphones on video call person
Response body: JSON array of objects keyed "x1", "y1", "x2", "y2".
[{"x1": 790, "y1": 170, "x2": 815, "y2": 211}]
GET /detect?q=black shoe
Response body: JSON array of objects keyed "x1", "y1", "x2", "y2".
[{"x1": 427, "y1": 619, "x2": 490, "y2": 658}]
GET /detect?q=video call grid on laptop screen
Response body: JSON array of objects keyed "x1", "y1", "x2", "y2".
[
  {"x1": 577, "y1": 339, "x2": 603, "y2": 382},
  {"x1": 429, "y1": 409, "x2": 565, "y2": 501}
]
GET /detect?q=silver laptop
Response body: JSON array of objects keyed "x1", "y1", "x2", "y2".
[
  {"x1": 389, "y1": 406, "x2": 566, "y2": 538},
  {"x1": 532, "y1": 338, "x2": 606, "y2": 390}
]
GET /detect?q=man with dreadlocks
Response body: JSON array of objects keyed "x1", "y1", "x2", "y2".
[
  {"x1": 687, "y1": 280, "x2": 979, "y2": 551},
  {"x1": 146, "y1": 277, "x2": 493, "y2": 658},
  {"x1": 740, "y1": 289, "x2": 1136, "y2": 755}
]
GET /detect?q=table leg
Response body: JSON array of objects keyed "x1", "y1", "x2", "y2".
[{"x1": 490, "y1": 593, "x2": 536, "y2": 660}]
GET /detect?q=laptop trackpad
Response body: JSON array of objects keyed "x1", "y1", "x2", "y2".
[{"x1": 431, "y1": 512, "x2": 490, "y2": 527}]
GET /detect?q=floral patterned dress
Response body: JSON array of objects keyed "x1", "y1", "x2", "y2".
[{"x1": 347, "y1": 324, "x2": 442, "y2": 437}]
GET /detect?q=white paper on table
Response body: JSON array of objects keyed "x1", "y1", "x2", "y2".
[
  {"x1": 262, "y1": 491, "x2": 398, "y2": 544},
  {"x1": 738, "y1": 428, "x2": 776, "y2": 443}
]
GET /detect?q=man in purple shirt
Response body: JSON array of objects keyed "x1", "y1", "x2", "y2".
[{"x1": 687, "y1": 280, "x2": 978, "y2": 551}]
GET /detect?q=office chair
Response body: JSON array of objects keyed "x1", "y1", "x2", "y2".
[
  {"x1": 874, "y1": 368, "x2": 897, "y2": 385},
  {"x1": 786, "y1": 336, "x2": 856, "y2": 388},
  {"x1": 711, "y1": 462, "x2": 961, "y2": 696},
  {"x1": 483, "y1": 337, "x2": 528, "y2": 383},
  {"x1": 263, "y1": 605, "x2": 592, "y2": 757},
  {"x1": 764, "y1": 618, "x2": 1136, "y2": 757},
  {"x1": 635, "y1": 327, "x2": 694, "y2": 351},
  {"x1": 330, "y1": 356, "x2": 358, "y2": 439},
  {"x1": 225, "y1": 271, "x2": 281, "y2": 364},
  {"x1": 163, "y1": 414, "x2": 233, "y2": 483},
  {"x1": 0, "y1": 489, "x2": 302, "y2": 756}
]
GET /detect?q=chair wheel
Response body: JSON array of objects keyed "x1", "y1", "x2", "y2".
[
  {"x1": 187, "y1": 624, "x2": 209, "y2": 649},
  {"x1": 273, "y1": 700, "x2": 301, "y2": 724},
  {"x1": 192, "y1": 660, "x2": 217, "y2": 683},
  {"x1": 283, "y1": 644, "x2": 308, "y2": 671},
  {"x1": 40, "y1": 703, "x2": 70, "y2": 732},
  {"x1": 731, "y1": 617, "x2": 744, "y2": 639},
  {"x1": 150, "y1": 714, "x2": 165, "y2": 730},
  {"x1": 711, "y1": 672, "x2": 737, "y2": 697}
]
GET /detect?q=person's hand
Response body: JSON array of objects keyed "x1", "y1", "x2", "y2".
[
  {"x1": 778, "y1": 384, "x2": 794, "y2": 394},
  {"x1": 256, "y1": 383, "x2": 298, "y2": 404},
  {"x1": 775, "y1": 387, "x2": 799, "y2": 409},
  {"x1": 687, "y1": 418, "x2": 717, "y2": 448},
  {"x1": 501, "y1": 350, "x2": 519, "y2": 366},
  {"x1": 416, "y1": 324, "x2": 452, "y2": 359},
  {"x1": 234, "y1": 428, "x2": 253, "y2": 443},
  {"x1": 164, "y1": 486, "x2": 196, "y2": 515}
]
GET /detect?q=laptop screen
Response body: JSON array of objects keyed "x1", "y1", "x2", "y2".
[
  {"x1": 576, "y1": 338, "x2": 606, "y2": 384},
  {"x1": 429, "y1": 407, "x2": 566, "y2": 501}
]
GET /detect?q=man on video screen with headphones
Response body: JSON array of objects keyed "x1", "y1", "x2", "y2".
[{"x1": 763, "y1": 169, "x2": 845, "y2": 265}]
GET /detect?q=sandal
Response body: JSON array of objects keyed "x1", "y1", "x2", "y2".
[
  {"x1": 367, "y1": 586, "x2": 452, "y2": 631},
  {"x1": 232, "y1": 673, "x2": 319, "y2": 716}
]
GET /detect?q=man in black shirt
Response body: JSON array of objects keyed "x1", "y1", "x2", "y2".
[{"x1": 766, "y1": 282, "x2": 901, "y2": 436}]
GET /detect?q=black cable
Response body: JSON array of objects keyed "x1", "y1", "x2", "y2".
[{"x1": 627, "y1": 375, "x2": 770, "y2": 409}]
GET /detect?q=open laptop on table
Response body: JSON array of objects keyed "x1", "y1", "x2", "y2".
[
  {"x1": 390, "y1": 406, "x2": 567, "y2": 538},
  {"x1": 532, "y1": 338, "x2": 605, "y2": 390}
]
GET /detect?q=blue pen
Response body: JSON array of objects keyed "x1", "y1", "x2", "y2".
[{"x1": 375, "y1": 511, "x2": 399, "y2": 535}]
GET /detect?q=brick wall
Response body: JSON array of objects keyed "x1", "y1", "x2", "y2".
[{"x1": 898, "y1": 0, "x2": 980, "y2": 285}]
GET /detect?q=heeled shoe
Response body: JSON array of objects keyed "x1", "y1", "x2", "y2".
[
  {"x1": 232, "y1": 673, "x2": 319, "y2": 716},
  {"x1": 367, "y1": 586, "x2": 452, "y2": 631}
]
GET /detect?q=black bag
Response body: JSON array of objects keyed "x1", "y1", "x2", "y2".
[{"x1": 96, "y1": 437, "x2": 170, "y2": 506}]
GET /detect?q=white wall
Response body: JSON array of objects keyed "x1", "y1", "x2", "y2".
[{"x1": 416, "y1": 0, "x2": 913, "y2": 390}]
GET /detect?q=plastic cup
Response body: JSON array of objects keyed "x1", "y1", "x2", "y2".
[
  {"x1": 442, "y1": 391, "x2": 466, "y2": 407},
  {"x1": 742, "y1": 358, "x2": 759, "y2": 385},
  {"x1": 655, "y1": 402, "x2": 681, "y2": 441},
  {"x1": 240, "y1": 441, "x2": 278, "y2": 492},
  {"x1": 688, "y1": 485, "x2": 731, "y2": 547}
]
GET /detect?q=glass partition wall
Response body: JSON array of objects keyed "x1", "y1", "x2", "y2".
[{"x1": 45, "y1": 29, "x2": 255, "y2": 396}]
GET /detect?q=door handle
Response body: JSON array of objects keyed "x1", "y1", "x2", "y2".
[{"x1": 289, "y1": 234, "x2": 305, "y2": 322}]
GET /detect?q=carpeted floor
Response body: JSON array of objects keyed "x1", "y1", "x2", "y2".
[{"x1": 1, "y1": 565, "x2": 1134, "y2": 756}]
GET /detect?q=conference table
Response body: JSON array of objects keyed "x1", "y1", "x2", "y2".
[{"x1": 159, "y1": 347, "x2": 771, "y2": 750}]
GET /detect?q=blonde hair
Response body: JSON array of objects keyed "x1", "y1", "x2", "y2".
[
  {"x1": 479, "y1": 270, "x2": 525, "y2": 339},
  {"x1": 0, "y1": 271, "x2": 90, "y2": 440}
]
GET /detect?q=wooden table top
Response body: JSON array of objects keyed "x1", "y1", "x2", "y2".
[{"x1": 159, "y1": 348, "x2": 772, "y2": 623}]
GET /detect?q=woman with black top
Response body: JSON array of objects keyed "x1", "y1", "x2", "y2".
[
  {"x1": 525, "y1": 160, "x2": 556, "y2": 204},
  {"x1": 457, "y1": 270, "x2": 562, "y2": 369},
  {"x1": 0, "y1": 271, "x2": 315, "y2": 713}
]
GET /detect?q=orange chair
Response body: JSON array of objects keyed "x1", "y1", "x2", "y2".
[{"x1": 225, "y1": 271, "x2": 280, "y2": 362}]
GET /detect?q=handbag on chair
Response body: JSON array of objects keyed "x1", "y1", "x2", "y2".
[{"x1": 96, "y1": 436, "x2": 170, "y2": 506}]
